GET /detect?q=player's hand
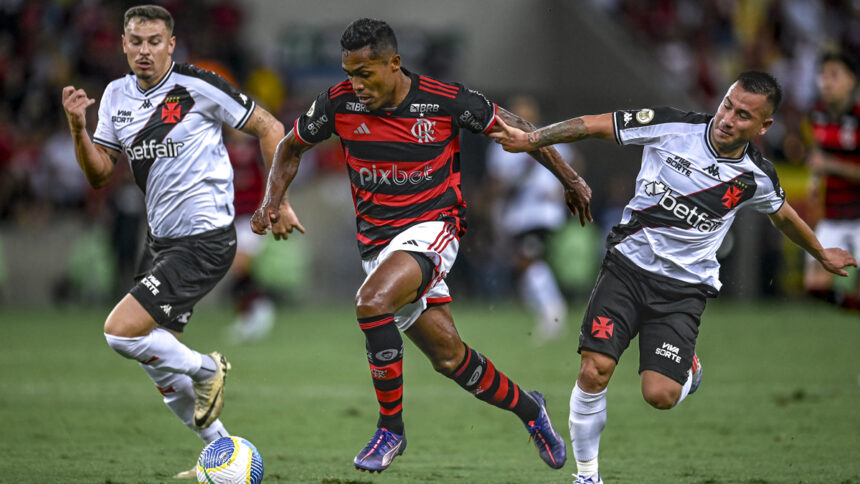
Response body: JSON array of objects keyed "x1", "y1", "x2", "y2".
[
  {"x1": 62, "y1": 86, "x2": 95, "y2": 133},
  {"x1": 269, "y1": 201, "x2": 306, "y2": 241},
  {"x1": 564, "y1": 177, "x2": 594, "y2": 226},
  {"x1": 488, "y1": 116, "x2": 532, "y2": 153},
  {"x1": 818, "y1": 247, "x2": 858, "y2": 277},
  {"x1": 250, "y1": 204, "x2": 276, "y2": 235}
]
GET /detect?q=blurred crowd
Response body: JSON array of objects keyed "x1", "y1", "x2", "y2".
[
  {"x1": 0, "y1": 0, "x2": 856, "y2": 308},
  {"x1": 590, "y1": 0, "x2": 859, "y2": 163}
]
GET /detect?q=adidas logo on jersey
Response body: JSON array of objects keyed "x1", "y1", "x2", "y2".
[{"x1": 354, "y1": 123, "x2": 371, "y2": 135}]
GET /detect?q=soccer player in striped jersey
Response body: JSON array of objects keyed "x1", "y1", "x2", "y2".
[
  {"x1": 804, "y1": 52, "x2": 860, "y2": 312},
  {"x1": 492, "y1": 71, "x2": 857, "y2": 484},
  {"x1": 60, "y1": 4, "x2": 299, "y2": 478},
  {"x1": 252, "y1": 17, "x2": 591, "y2": 474}
]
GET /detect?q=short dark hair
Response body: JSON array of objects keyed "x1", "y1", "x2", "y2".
[
  {"x1": 735, "y1": 70, "x2": 782, "y2": 115},
  {"x1": 340, "y1": 18, "x2": 398, "y2": 58},
  {"x1": 820, "y1": 51, "x2": 858, "y2": 78},
  {"x1": 124, "y1": 5, "x2": 174, "y2": 35}
]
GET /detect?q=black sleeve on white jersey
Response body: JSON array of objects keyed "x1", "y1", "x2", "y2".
[
  {"x1": 613, "y1": 106, "x2": 710, "y2": 145},
  {"x1": 294, "y1": 90, "x2": 334, "y2": 145},
  {"x1": 173, "y1": 63, "x2": 256, "y2": 129},
  {"x1": 451, "y1": 85, "x2": 497, "y2": 134},
  {"x1": 747, "y1": 144, "x2": 786, "y2": 214}
]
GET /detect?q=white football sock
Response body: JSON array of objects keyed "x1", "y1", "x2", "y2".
[
  {"x1": 674, "y1": 368, "x2": 693, "y2": 406},
  {"x1": 139, "y1": 364, "x2": 228, "y2": 444},
  {"x1": 520, "y1": 261, "x2": 567, "y2": 332},
  {"x1": 570, "y1": 382, "x2": 607, "y2": 475},
  {"x1": 105, "y1": 329, "x2": 214, "y2": 381}
]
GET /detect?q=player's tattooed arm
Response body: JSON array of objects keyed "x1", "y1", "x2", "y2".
[
  {"x1": 494, "y1": 107, "x2": 593, "y2": 226},
  {"x1": 528, "y1": 113, "x2": 615, "y2": 148}
]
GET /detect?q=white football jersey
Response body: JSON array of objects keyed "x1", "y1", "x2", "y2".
[
  {"x1": 486, "y1": 142, "x2": 572, "y2": 235},
  {"x1": 94, "y1": 62, "x2": 256, "y2": 238},
  {"x1": 610, "y1": 107, "x2": 785, "y2": 291}
]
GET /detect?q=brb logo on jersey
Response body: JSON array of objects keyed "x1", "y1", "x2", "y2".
[
  {"x1": 358, "y1": 164, "x2": 433, "y2": 187},
  {"x1": 411, "y1": 118, "x2": 437, "y2": 143}
]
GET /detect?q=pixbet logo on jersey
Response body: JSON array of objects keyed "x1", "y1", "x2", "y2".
[{"x1": 358, "y1": 164, "x2": 433, "y2": 186}]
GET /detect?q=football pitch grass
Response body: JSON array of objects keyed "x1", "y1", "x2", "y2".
[{"x1": 1, "y1": 301, "x2": 858, "y2": 483}]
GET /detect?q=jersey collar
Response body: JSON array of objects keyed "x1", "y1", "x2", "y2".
[
  {"x1": 705, "y1": 118, "x2": 748, "y2": 163},
  {"x1": 135, "y1": 62, "x2": 175, "y2": 97}
]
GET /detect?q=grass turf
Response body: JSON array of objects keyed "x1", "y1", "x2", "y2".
[{"x1": 0, "y1": 301, "x2": 858, "y2": 483}]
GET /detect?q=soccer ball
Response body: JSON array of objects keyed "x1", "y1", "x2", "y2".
[{"x1": 196, "y1": 436, "x2": 264, "y2": 484}]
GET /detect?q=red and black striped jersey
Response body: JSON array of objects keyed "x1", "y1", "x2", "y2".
[
  {"x1": 809, "y1": 101, "x2": 860, "y2": 220},
  {"x1": 293, "y1": 68, "x2": 498, "y2": 258}
]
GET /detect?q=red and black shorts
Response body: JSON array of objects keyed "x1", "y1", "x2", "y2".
[
  {"x1": 578, "y1": 250, "x2": 715, "y2": 384},
  {"x1": 130, "y1": 225, "x2": 236, "y2": 332}
]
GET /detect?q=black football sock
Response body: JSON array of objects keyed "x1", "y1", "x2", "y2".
[
  {"x1": 450, "y1": 344, "x2": 539, "y2": 424},
  {"x1": 358, "y1": 313, "x2": 405, "y2": 435}
]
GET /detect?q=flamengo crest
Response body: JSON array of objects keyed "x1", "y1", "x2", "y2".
[{"x1": 411, "y1": 118, "x2": 436, "y2": 143}]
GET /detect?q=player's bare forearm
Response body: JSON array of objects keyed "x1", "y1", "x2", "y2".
[
  {"x1": 495, "y1": 108, "x2": 593, "y2": 225},
  {"x1": 241, "y1": 105, "x2": 285, "y2": 171},
  {"x1": 528, "y1": 114, "x2": 616, "y2": 149},
  {"x1": 261, "y1": 131, "x2": 308, "y2": 209},
  {"x1": 62, "y1": 85, "x2": 115, "y2": 188},
  {"x1": 496, "y1": 108, "x2": 578, "y2": 181},
  {"x1": 252, "y1": 130, "x2": 310, "y2": 238},
  {"x1": 71, "y1": 131, "x2": 116, "y2": 188},
  {"x1": 769, "y1": 202, "x2": 857, "y2": 275}
]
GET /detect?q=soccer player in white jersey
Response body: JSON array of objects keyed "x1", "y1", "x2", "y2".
[
  {"x1": 486, "y1": 95, "x2": 576, "y2": 342},
  {"x1": 60, "y1": 4, "x2": 299, "y2": 478},
  {"x1": 491, "y1": 71, "x2": 857, "y2": 484}
]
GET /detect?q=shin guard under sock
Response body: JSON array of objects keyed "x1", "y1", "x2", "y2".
[
  {"x1": 451, "y1": 344, "x2": 539, "y2": 423},
  {"x1": 358, "y1": 314, "x2": 405, "y2": 435}
]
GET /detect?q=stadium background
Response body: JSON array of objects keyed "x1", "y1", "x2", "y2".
[
  {"x1": 1, "y1": 2, "x2": 859, "y2": 483},
  {"x1": 2, "y1": 0, "x2": 857, "y2": 306}
]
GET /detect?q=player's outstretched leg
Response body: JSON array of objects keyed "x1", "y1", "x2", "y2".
[
  {"x1": 525, "y1": 391, "x2": 568, "y2": 469},
  {"x1": 192, "y1": 351, "x2": 231, "y2": 428},
  {"x1": 354, "y1": 313, "x2": 406, "y2": 472},
  {"x1": 137, "y1": 364, "x2": 230, "y2": 479},
  {"x1": 449, "y1": 344, "x2": 566, "y2": 468},
  {"x1": 104, "y1": 326, "x2": 231, "y2": 429}
]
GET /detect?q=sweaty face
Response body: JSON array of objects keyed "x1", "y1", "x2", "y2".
[
  {"x1": 122, "y1": 18, "x2": 175, "y2": 90},
  {"x1": 710, "y1": 82, "x2": 773, "y2": 158},
  {"x1": 342, "y1": 46, "x2": 400, "y2": 111},
  {"x1": 818, "y1": 60, "x2": 856, "y2": 107}
]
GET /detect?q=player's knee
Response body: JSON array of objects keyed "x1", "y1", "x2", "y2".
[
  {"x1": 642, "y1": 386, "x2": 679, "y2": 410},
  {"x1": 577, "y1": 357, "x2": 613, "y2": 392},
  {"x1": 104, "y1": 332, "x2": 147, "y2": 360},
  {"x1": 354, "y1": 289, "x2": 395, "y2": 318}
]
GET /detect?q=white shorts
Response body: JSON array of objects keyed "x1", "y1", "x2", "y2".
[
  {"x1": 806, "y1": 218, "x2": 860, "y2": 265},
  {"x1": 361, "y1": 221, "x2": 459, "y2": 331},
  {"x1": 234, "y1": 214, "x2": 265, "y2": 256}
]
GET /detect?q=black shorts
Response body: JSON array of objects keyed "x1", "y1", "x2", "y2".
[
  {"x1": 512, "y1": 228, "x2": 552, "y2": 260},
  {"x1": 130, "y1": 225, "x2": 236, "y2": 332},
  {"x1": 578, "y1": 250, "x2": 715, "y2": 384}
]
